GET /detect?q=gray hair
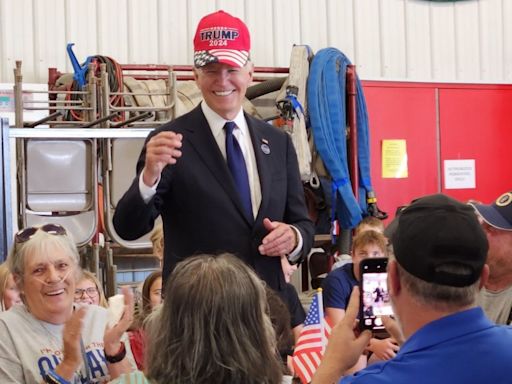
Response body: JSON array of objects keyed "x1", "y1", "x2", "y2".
[
  {"x1": 145, "y1": 253, "x2": 283, "y2": 384},
  {"x1": 394, "y1": 256, "x2": 480, "y2": 311},
  {"x1": 7, "y1": 226, "x2": 80, "y2": 285}
]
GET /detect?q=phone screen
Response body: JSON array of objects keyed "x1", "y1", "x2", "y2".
[{"x1": 360, "y1": 258, "x2": 393, "y2": 332}]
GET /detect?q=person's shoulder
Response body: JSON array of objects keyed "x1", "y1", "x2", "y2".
[
  {"x1": 340, "y1": 262, "x2": 355, "y2": 274},
  {"x1": 0, "y1": 304, "x2": 28, "y2": 323},
  {"x1": 488, "y1": 323, "x2": 512, "y2": 340},
  {"x1": 327, "y1": 262, "x2": 354, "y2": 281},
  {"x1": 245, "y1": 112, "x2": 287, "y2": 137},
  {"x1": 339, "y1": 362, "x2": 391, "y2": 384},
  {"x1": 151, "y1": 105, "x2": 204, "y2": 136},
  {"x1": 323, "y1": 266, "x2": 344, "y2": 285},
  {"x1": 280, "y1": 283, "x2": 302, "y2": 304},
  {"x1": 283, "y1": 282, "x2": 298, "y2": 295},
  {"x1": 323, "y1": 263, "x2": 357, "y2": 299}
]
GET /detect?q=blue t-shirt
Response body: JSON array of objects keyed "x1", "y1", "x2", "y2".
[
  {"x1": 322, "y1": 263, "x2": 358, "y2": 311},
  {"x1": 340, "y1": 307, "x2": 512, "y2": 384}
]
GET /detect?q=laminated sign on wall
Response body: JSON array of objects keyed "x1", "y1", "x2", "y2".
[
  {"x1": 444, "y1": 159, "x2": 475, "y2": 189},
  {"x1": 381, "y1": 139, "x2": 408, "y2": 178}
]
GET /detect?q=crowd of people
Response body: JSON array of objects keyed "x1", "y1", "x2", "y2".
[
  {"x1": 0, "y1": 8, "x2": 511, "y2": 384},
  {"x1": 1, "y1": 190, "x2": 510, "y2": 384}
]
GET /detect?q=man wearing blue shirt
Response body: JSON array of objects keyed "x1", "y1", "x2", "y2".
[{"x1": 313, "y1": 194, "x2": 512, "y2": 384}]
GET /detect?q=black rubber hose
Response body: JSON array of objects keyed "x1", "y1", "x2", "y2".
[{"x1": 246, "y1": 77, "x2": 286, "y2": 100}]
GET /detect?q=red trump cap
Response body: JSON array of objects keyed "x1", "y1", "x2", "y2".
[{"x1": 193, "y1": 10, "x2": 251, "y2": 68}]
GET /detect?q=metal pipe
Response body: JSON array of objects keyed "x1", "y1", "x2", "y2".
[
  {"x1": 88, "y1": 64, "x2": 98, "y2": 125},
  {"x1": 24, "y1": 100, "x2": 84, "y2": 104},
  {"x1": 110, "y1": 112, "x2": 153, "y2": 128},
  {"x1": 27, "y1": 90, "x2": 89, "y2": 95},
  {"x1": 14, "y1": 61, "x2": 23, "y2": 128},
  {"x1": 24, "y1": 111, "x2": 62, "y2": 128},
  {"x1": 346, "y1": 65, "x2": 359, "y2": 201},
  {"x1": 100, "y1": 63, "x2": 110, "y2": 128},
  {"x1": 23, "y1": 106, "x2": 94, "y2": 111},
  {"x1": 108, "y1": 105, "x2": 173, "y2": 112},
  {"x1": 80, "y1": 112, "x2": 119, "y2": 128}
]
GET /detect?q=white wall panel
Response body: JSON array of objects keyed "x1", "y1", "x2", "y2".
[
  {"x1": 326, "y1": 0, "x2": 355, "y2": 60},
  {"x1": 0, "y1": 0, "x2": 36, "y2": 82},
  {"x1": 453, "y1": 1, "x2": 479, "y2": 81},
  {"x1": 430, "y1": 2, "x2": 457, "y2": 81},
  {"x1": 478, "y1": 0, "x2": 503, "y2": 81},
  {"x1": 157, "y1": 0, "x2": 189, "y2": 65},
  {"x1": 245, "y1": 0, "x2": 275, "y2": 66},
  {"x1": 379, "y1": 0, "x2": 407, "y2": 78},
  {"x1": 299, "y1": 0, "x2": 328, "y2": 55},
  {"x1": 96, "y1": 0, "x2": 129, "y2": 62},
  {"x1": 353, "y1": 0, "x2": 382, "y2": 78},
  {"x1": 503, "y1": 0, "x2": 512, "y2": 82},
  {"x1": 32, "y1": 0, "x2": 67, "y2": 81},
  {"x1": 126, "y1": 0, "x2": 159, "y2": 64},
  {"x1": 404, "y1": 1, "x2": 432, "y2": 79},
  {"x1": 273, "y1": 0, "x2": 302, "y2": 67},
  {"x1": 1, "y1": 0, "x2": 511, "y2": 84}
]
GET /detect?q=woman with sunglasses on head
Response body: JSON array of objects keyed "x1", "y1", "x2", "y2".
[
  {"x1": 0, "y1": 224, "x2": 136, "y2": 384},
  {"x1": 74, "y1": 270, "x2": 108, "y2": 308},
  {"x1": 0, "y1": 262, "x2": 22, "y2": 311}
]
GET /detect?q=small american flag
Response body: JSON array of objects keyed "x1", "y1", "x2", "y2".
[{"x1": 292, "y1": 288, "x2": 331, "y2": 384}]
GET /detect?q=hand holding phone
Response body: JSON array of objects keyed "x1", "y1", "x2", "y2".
[{"x1": 360, "y1": 257, "x2": 393, "y2": 335}]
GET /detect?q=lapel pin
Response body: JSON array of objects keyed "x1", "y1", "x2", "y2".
[{"x1": 260, "y1": 139, "x2": 270, "y2": 155}]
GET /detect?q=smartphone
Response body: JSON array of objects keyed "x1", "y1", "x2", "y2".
[{"x1": 360, "y1": 257, "x2": 393, "y2": 334}]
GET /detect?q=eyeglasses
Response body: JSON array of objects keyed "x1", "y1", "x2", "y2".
[
  {"x1": 15, "y1": 224, "x2": 67, "y2": 244},
  {"x1": 74, "y1": 287, "x2": 99, "y2": 299}
]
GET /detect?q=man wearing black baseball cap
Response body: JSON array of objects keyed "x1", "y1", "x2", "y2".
[
  {"x1": 470, "y1": 191, "x2": 512, "y2": 325},
  {"x1": 313, "y1": 194, "x2": 512, "y2": 384}
]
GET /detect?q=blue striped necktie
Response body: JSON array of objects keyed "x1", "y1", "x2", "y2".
[{"x1": 224, "y1": 121, "x2": 252, "y2": 220}]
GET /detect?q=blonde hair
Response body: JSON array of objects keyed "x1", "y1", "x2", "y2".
[
  {"x1": 150, "y1": 224, "x2": 164, "y2": 260},
  {"x1": 355, "y1": 216, "x2": 385, "y2": 236},
  {"x1": 0, "y1": 263, "x2": 13, "y2": 311},
  {"x1": 352, "y1": 230, "x2": 387, "y2": 255},
  {"x1": 78, "y1": 270, "x2": 108, "y2": 308}
]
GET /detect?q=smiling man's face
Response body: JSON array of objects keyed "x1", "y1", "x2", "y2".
[{"x1": 194, "y1": 62, "x2": 253, "y2": 120}]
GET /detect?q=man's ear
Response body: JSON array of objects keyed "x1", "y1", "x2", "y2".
[
  {"x1": 388, "y1": 259, "x2": 401, "y2": 297},
  {"x1": 246, "y1": 61, "x2": 254, "y2": 80},
  {"x1": 192, "y1": 68, "x2": 199, "y2": 82},
  {"x1": 482, "y1": 222, "x2": 496, "y2": 235},
  {"x1": 479, "y1": 264, "x2": 490, "y2": 290}
]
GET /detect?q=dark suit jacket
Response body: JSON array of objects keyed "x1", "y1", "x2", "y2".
[{"x1": 113, "y1": 105, "x2": 314, "y2": 290}]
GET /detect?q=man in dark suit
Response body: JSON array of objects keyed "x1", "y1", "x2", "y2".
[{"x1": 113, "y1": 10, "x2": 314, "y2": 291}]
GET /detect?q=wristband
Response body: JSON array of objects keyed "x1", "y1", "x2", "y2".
[
  {"x1": 44, "y1": 369, "x2": 71, "y2": 384},
  {"x1": 104, "y1": 341, "x2": 126, "y2": 363}
]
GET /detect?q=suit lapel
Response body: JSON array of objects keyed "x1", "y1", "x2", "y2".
[
  {"x1": 186, "y1": 106, "x2": 253, "y2": 225},
  {"x1": 246, "y1": 114, "x2": 272, "y2": 225}
]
